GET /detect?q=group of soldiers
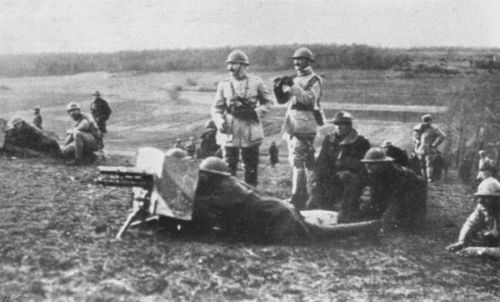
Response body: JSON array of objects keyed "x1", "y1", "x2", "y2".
[
  {"x1": 4, "y1": 91, "x2": 111, "y2": 165},
  {"x1": 204, "y1": 47, "x2": 499, "y2": 255}
]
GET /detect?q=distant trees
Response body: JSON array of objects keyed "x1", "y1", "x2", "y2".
[{"x1": 0, "y1": 44, "x2": 409, "y2": 77}]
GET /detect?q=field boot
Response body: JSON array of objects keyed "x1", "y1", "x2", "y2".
[{"x1": 290, "y1": 167, "x2": 308, "y2": 210}]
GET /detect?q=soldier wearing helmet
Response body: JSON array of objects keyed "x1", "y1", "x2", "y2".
[
  {"x1": 197, "y1": 119, "x2": 221, "y2": 159},
  {"x1": 211, "y1": 49, "x2": 274, "y2": 186},
  {"x1": 306, "y1": 111, "x2": 370, "y2": 222},
  {"x1": 272, "y1": 47, "x2": 325, "y2": 209},
  {"x1": 381, "y1": 140, "x2": 409, "y2": 167},
  {"x1": 447, "y1": 177, "x2": 500, "y2": 257},
  {"x1": 61, "y1": 101, "x2": 101, "y2": 165},
  {"x1": 360, "y1": 147, "x2": 427, "y2": 229},
  {"x1": 413, "y1": 114, "x2": 446, "y2": 182}
]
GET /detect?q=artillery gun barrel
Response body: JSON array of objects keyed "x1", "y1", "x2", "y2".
[{"x1": 96, "y1": 166, "x2": 154, "y2": 188}]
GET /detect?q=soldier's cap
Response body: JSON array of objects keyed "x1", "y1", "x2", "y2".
[
  {"x1": 66, "y1": 102, "x2": 81, "y2": 112},
  {"x1": 204, "y1": 119, "x2": 216, "y2": 129},
  {"x1": 92, "y1": 91, "x2": 101, "y2": 96},
  {"x1": 361, "y1": 147, "x2": 394, "y2": 163},
  {"x1": 479, "y1": 150, "x2": 486, "y2": 156},
  {"x1": 381, "y1": 140, "x2": 393, "y2": 148},
  {"x1": 421, "y1": 114, "x2": 432, "y2": 123},
  {"x1": 475, "y1": 177, "x2": 500, "y2": 196},
  {"x1": 7, "y1": 117, "x2": 24, "y2": 129},
  {"x1": 328, "y1": 111, "x2": 353, "y2": 125},
  {"x1": 33, "y1": 105, "x2": 41, "y2": 111}
]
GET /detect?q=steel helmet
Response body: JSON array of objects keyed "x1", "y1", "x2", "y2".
[
  {"x1": 199, "y1": 157, "x2": 230, "y2": 176},
  {"x1": 66, "y1": 102, "x2": 81, "y2": 112},
  {"x1": 225, "y1": 50, "x2": 249, "y2": 65},
  {"x1": 165, "y1": 148, "x2": 187, "y2": 158},
  {"x1": 381, "y1": 140, "x2": 393, "y2": 148},
  {"x1": 7, "y1": 116, "x2": 24, "y2": 129},
  {"x1": 475, "y1": 177, "x2": 500, "y2": 196},
  {"x1": 421, "y1": 114, "x2": 432, "y2": 123},
  {"x1": 204, "y1": 119, "x2": 216, "y2": 129},
  {"x1": 361, "y1": 147, "x2": 394, "y2": 163},
  {"x1": 329, "y1": 111, "x2": 353, "y2": 125},
  {"x1": 292, "y1": 47, "x2": 315, "y2": 62},
  {"x1": 33, "y1": 105, "x2": 41, "y2": 112}
]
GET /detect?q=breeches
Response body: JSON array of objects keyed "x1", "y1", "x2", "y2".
[
  {"x1": 287, "y1": 136, "x2": 315, "y2": 169},
  {"x1": 62, "y1": 131, "x2": 98, "y2": 159},
  {"x1": 223, "y1": 144, "x2": 260, "y2": 186}
]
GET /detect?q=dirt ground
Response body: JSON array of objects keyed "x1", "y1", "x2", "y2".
[{"x1": 0, "y1": 154, "x2": 499, "y2": 302}]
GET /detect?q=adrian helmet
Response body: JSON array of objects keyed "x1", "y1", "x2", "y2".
[
  {"x1": 199, "y1": 157, "x2": 231, "y2": 176},
  {"x1": 475, "y1": 177, "x2": 500, "y2": 196},
  {"x1": 421, "y1": 114, "x2": 432, "y2": 123},
  {"x1": 204, "y1": 119, "x2": 216, "y2": 129},
  {"x1": 361, "y1": 147, "x2": 394, "y2": 163},
  {"x1": 225, "y1": 50, "x2": 250, "y2": 65},
  {"x1": 292, "y1": 47, "x2": 315, "y2": 62},
  {"x1": 66, "y1": 102, "x2": 81, "y2": 112},
  {"x1": 329, "y1": 111, "x2": 353, "y2": 125}
]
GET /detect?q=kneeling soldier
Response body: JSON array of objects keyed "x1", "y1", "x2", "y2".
[{"x1": 361, "y1": 147, "x2": 427, "y2": 229}]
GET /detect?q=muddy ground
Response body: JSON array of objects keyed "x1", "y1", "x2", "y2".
[{"x1": 0, "y1": 154, "x2": 499, "y2": 302}]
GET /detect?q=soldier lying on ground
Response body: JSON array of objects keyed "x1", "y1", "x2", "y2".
[
  {"x1": 360, "y1": 148, "x2": 427, "y2": 230},
  {"x1": 4, "y1": 117, "x2": 61, "y2": 158},
  {"x1": 191, "y1": 156, "x2": 381, "y2": 243},
  {"x1": 446, "y1": 177, "x2": 500, "y2": 258}
]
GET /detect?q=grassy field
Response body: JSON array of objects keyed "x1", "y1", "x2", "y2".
[{"x1": 1, "y1": 67, "x2": 499, "y2": 301}]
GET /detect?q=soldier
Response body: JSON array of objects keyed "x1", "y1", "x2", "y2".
[
  {"x1": 306, "y1": 111, "x2": 371, "y2": 222},
  {"x1": 33, "y1": 105, "x2": 43, "y2": 130},
  {"x1": 360, "y1": 147, "x2": 427, "y2": 229},
  {"x1": 4, "y1": 117, "x2": 60, "y2": 158},
  {"x1": 477, "y1": 150, "x2": 497, "y2": 181},
  {"x1": 61, "y1": 102, "x2": 100, "y2": 165},
  {"x1": 193, "y1": 156, "x2": 380, "y2": 243},
  {"x1": 197, "y1": 119, "x2": 220, "y2": 159},
  {"x1": 446, "y1": 177, "x2": 500, "y2": 257},
  {"x1": 185, "y1": 136, "x2": 197, "y2": 157},
  {"x1": 90, "y1": 91, "x2": 112, "y2": 135},
  {"x1": 273, "y1": 47, "x2": 325, "y2": 209},
  {"x1": 413, "y1": 114, "x2": 446, "y2": 182},
  {"x1": 268, "y1": 141, "x2": 279, "y2": 167},
  {"x1": 211, "y1": 49, "x2": 274, "y2": 186},
  {"x1": 381, "y1": 140, "x2": 408, "y2": 167},
  {"x1": 173, "y1": 138, "x2": 184, "y2": 150}
]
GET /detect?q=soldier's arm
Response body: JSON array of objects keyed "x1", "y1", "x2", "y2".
[
  {"x1": 74, "y1": 119, "x2": 91, "y2": 132},
  {"x1": 432, "y1": 127, "x2": 446, "y2": 147},
  {"x1": 289, "y1": 78, "x2": 321, "y2": 108},
  {"x1": 211, "y1": 82, "x2": 227, "y2": 130},
  {"x1": 255, "y1": 78, "x2": 274, "y2": 118},
  {"x1": 457, "y1": 205, "x2": 486, "y2": 245}
]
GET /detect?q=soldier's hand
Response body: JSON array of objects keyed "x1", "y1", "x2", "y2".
[
  {"x1": 446, "y1": 242, "x2": 464, "y2": 252},
  {"x1": 457, "y1": 247, "x2": 485, "y2": 257}
]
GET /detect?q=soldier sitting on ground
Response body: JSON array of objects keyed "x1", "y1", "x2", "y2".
[
  {"x1": 192, "y1": 156, "x2": 380, "y2": 243},
  {"x1": 446, "y1": 177, "x2": 500, "y2": 258},
  {"x1": 306, "y1": 111, "x2": 370, "y2": 222},
  {"x1": 381, "y1": 140, "x2": 408, "y2": 167},
  {"x1": 4, "y1": 117, "x2": 61, "y2": 158},
  {"x1": 61, "y1": 102, "x2": 101, "y2": 165},
  {"x1": 360, "y1": 147, "x2": 427, "y2": 230}
]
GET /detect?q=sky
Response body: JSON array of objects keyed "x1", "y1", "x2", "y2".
[{"x1": 0, "y1": 0, "x2": 498, "y2": 54}]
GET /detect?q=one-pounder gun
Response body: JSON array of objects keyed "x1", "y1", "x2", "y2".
[{"x1": 96, "y1": 147, "x2": 198, "y2": 239}]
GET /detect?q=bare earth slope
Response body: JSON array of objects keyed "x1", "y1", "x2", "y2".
[{"x1": 0, "y1": 155, "x2": 499, "y2": 302}]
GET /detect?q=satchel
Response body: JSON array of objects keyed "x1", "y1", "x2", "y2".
[{"x1": 289, "y1": 110, "x2": 317, "y2": 136}]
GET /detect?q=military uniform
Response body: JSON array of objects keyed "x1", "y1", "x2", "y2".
[
  {"x1": 211, "y1": 75, "x2": 274, "y2": 186},
  {"x1": 413, "y1": 121, "x2": 446, "y2": 180},
  {"x1": 90, "y1": 95, "x2": 112, "y2": 134},
  {"x1": 33, "y1": 113, "x2": 43, "y2": 130},
  {"x1": 61, "y1": 113, "x2": 100, "y2": 161}
]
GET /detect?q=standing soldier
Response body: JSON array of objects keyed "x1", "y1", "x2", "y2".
[
  {"x1": 185, "y1": 136, "x2": 197, "y2": 158},
  {"x1": 33, "y1": 105, "x2": 43, "y2": 130},
  {"x1": 273, "y1": 47, "x2": 325, "y2": 209},
  {"x1": 211, "y1": 50, "x2": 274, "y2": 186},
  {"x1": 268, "y1": 141, "x2": 279, "y2": 167},
  {"x1": 90, "y1": 91, "x2": 112, "y2": 137},
  {"x1": 413, "y1": 114, "x2": 446, "y2": 182}
]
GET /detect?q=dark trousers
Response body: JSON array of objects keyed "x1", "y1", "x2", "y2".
[{"x1": 224, "y1": 144, "x2": 260, "y2": 186}]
